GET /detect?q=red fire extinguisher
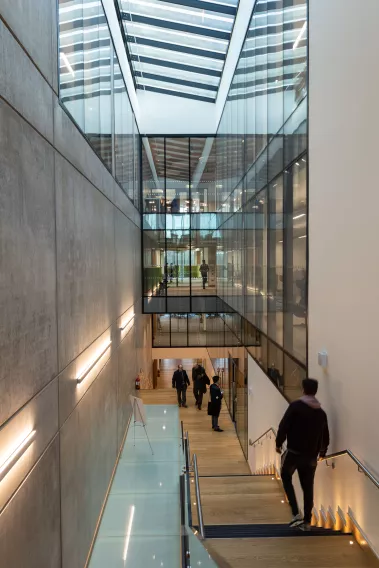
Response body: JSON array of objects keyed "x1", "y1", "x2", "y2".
[{"x1": 135, "y1": 376, "x2": 140, "y2": 390}]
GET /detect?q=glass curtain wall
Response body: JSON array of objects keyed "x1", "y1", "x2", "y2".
[
  {"x1": 58, "y1": 0, "x2": 140, "y2": 208},
  {"x1": 216, "y1": 0, "x2": 308, "y2": 400},
  {"x1": 142, "y1": 137, "x2": 224, "y2": 314}
]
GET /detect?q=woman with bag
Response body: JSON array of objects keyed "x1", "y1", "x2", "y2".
[{"x1": 208, "y1": 376, "x2": 224, "y2": 432}]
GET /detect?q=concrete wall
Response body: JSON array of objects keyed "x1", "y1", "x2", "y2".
[{"x1": 0, "y1": 4, "x2": 151, "y2": 568}]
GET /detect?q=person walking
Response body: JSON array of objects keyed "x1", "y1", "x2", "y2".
[
  {"x1": 276, "y1": 378, "x2": 329, "y2": 531},
  {"x1": 192, "y1": 361, "x2": 205, "y2": 405},
  {"x1": 200, "y1": 259, "x2": 209, "y2": 289},
  {"x1": 208, "y1": 376, "x2": 224, "y2": 432},
  {"x1": 172, "y1": 364, "x2": 190, "y2": 408},
  {"x1": 192, "y1": 362, "x2": 209, "y2": 410}
]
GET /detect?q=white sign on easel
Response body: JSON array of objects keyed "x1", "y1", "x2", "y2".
[
  {"x1": 129, "y1": 395, "x2": 153, "y2": 454},
  {"x1": 130, "y1": 395, "x2": 147, "y2": 426}
]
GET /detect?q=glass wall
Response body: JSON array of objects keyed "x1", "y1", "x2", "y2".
[
  {"x1": 215, "y1": 0, "x2": 308, "y2": 399},
  {"x1": 142, "y1": 137, "x2": 223, "y2": 313},
  {"x1": 58, "y1": 0, "x2": 140, "y2": 209}
]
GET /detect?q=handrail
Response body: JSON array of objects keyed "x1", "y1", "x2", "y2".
[
  {"x1": 179, "y1": 474, "x2": 190, "y2": 568},
  {"x1": 193, "y1": 454, "x2": 205, "y2": 539},
  {"x1": 250, "y1": 427, "x2": 379, "y2": 490},
  {"x1": 249, "y1": 427, "x2": 277, "y2": 447},
  {"x1": 183, "y1": 431, "x2": 205, "y2": 539},
  {"x1": 321, "y1": 450, "x2": 379, "y2": 490}
]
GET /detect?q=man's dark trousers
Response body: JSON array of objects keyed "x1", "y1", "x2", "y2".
[
  {"x1": 177, "y1": 388, "x2": 187, "y2": 406},
  {"x1": 281, "y1": 450, "x2": 317, "y2": 523}
]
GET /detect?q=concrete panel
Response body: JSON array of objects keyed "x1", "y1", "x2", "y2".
[
  {"x1": 115, "y1": 209, "x2": 136, "y2": 319},
  {"x1": 58, "y1": 327, "x2": 112, "y2": 427},
  {"x1": 54, "y1": 101, "x2": 115, "y2": 204},
  {"x1": 0, "y1": 0, "x2": 57, "y2": 89},
  {"x1": 0, "y1": 378, "x2": 58, "y2": 513},
  {"x1": 116, "y1": 327, "x2": 137, "y2": 449},
  {"x1": 113, "y1": 181, "x2": 141, "y2": 227},
  {"x1": 0, "y1": 436, "x2": 61, "y2": 568},
  {"x1": 0, "y1": 21, "x2": 54, "y2": 143},
  {"x1": 55, "y1": 154, "x2": 116, "y2": 369},
  {"x1": 0, "y1": 100, "x2": 57, "y2": 426},
  {"x1": 60, "y1": 357, "x2": 118, "y2": 568}
]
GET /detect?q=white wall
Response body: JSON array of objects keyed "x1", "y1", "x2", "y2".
[
  {"x1": 307, "y1": 0, "x2": 379, "y2": 554},
  {"x1": 137, "y1": 90, "x2": 217, "y2": 135},
  {"x1": 247, "y1": 354, "x2": 288, "y2": 471},
  {"x1": 308, "y1": 0, "x2": 379, "y2": 476}
]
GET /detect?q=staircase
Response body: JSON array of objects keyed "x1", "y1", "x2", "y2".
[
  {"x1": 193, "y1": 474, "x2": 378, "y2": 567},
  {"x1": 190, "y1": 472, "x2": 379, "y2": 568}
]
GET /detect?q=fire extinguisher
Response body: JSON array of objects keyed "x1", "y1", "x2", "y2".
[{"x1": 135, "y1": 376, "x2": 140, "y2": 390}]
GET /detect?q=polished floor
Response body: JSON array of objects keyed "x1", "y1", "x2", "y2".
[
  {"x1": 89, "y1": 405, "x2": 183, "y2": 568},
  {"x1": 141, "y1": 359, "x2": 379, "y2": 568}
]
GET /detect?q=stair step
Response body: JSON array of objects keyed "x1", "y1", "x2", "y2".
[{"x1": 200, "y1": 524, "x2": 351, "y2": 539}]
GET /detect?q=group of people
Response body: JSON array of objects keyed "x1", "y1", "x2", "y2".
[{"x1": 172, "y1": 361, "x2": 223, "y2": 432}]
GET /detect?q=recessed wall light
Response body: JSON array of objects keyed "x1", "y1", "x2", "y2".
[
  {"x1": 0, "y1": 430, "x2": 36, "y2": 482},
  {"x1": 76, "y1": 341, "x2": 112, "y2": 384}
]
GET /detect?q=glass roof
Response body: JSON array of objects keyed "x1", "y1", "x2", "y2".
[{"x1": 116, "y1": 0, "x2": 239, "y2": 102}]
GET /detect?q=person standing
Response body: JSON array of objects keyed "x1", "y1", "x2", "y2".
[
  {"x1": 200, "y1": 259, "x2": 209, "y2": 289},
  {"x1": 172, "y1": 364, "x2": 190, "y2": 408},
  {"x1": 209, "y1": 376, "x2": 224, "y2": 432},
  {"x1": 276, "y1": 378, "x2": 330, "y2": 531}
]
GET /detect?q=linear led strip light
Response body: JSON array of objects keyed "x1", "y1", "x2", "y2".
[
  {"x1": 0, "y1": 430, "x2": 36, "y2": 483},
  {"x1": 120, "y1": 314, "x2": 135, "y2": 332},
  {"x1": 76, "y1": 341, "x2": 112, "y2": 384}
]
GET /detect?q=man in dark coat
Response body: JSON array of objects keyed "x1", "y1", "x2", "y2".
[
  {"x1": 209, "y1": 376, "x2": 223, "y2": 431},
  {"x1": 276, "y1": 378, "x2": 330, "y2": 531},
  {"x1": 192, "y1": 363, "x2": 210, "y2": 410},
  {"x1": 172, "y1": 364, "x2": 190, "y2": 407},
  {"x1": 192, "y1": 362, "x2": 204, "y2": 405}
]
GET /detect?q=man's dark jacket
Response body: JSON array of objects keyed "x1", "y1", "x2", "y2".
[
  {"x1": 172, "y1": 369, "x2": 190, "y2": 390},
  {"x1": 276, "y1": 397, "x2": 330, "y2": 458}
]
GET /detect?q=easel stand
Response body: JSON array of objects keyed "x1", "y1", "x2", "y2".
[{"x1": 133, "y1": 398, "x2": 154, "y2": 455}]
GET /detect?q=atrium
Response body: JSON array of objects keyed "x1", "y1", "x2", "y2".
[{"x1": 0, "y1": 0, "x2": 378, "y2": 567}]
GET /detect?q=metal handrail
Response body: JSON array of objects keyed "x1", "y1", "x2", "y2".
[
  {"x1": 321, "y1": 450, "x2": 379, "y2": 490},
  {"x1": 193, "y1": 454, "x2": 205, "y2": 539},
  {"x1": 179, "y1": 474, "x2": 190, "y2": 568},
  {"x1": 250, "y1": 427, "x2": 379, "y2": 490},
  {"x1": 183, "y1": 431, "x2": 205, "y2": 539},
  {"x1": 249, "y1": 427, "x2": 277, "y2": 447}
]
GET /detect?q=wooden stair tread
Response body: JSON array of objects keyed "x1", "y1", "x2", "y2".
[{"x1": 205, "y1": 536, "x2": 379, "y2": 568}]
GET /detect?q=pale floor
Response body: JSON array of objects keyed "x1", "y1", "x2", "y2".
[
  {"x1": 141, "y1": 359, "x2": 379, "y2": 568},
  {"x1": 89, "y1": 405, "x2": 183, "y2": 568}
]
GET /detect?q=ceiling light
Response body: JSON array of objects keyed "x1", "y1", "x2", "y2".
[
  {"x1": 76, "y1": 341, "x2": 112, "y2": 384},
  {"x1": 298, "y1": 235, "x2": 307, "y2": 239},
  {"x1": 0, "y1": 430, "x2": 36, "y2": 482},
  {"x1": 293, "y1": 214, "x2": 305, "y2": 220}
]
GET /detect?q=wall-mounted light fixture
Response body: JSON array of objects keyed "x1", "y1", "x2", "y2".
[
  {"x1": 76, "y1": 341, "x2": 112, "y2": 385},
  {"x1": 120, "y1": 314, "x2": 135, "y2": 332},
  {"x1": 0, "y1": 430, "x2": 36, "y2": 482}
]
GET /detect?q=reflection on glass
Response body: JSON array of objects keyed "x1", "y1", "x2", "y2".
[{"x1": 58, "y1": 0, "x2": 140, "y2": 208}]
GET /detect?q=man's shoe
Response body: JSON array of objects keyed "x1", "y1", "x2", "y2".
[
  {"x1": 214, "y1": 427, "x2": 224, "y2": 432},
  {"x1": 289, "y1": 514, "x2": 303, "y2": 528},
  {"x1": 298, "y1": 522, "x2": 311, "y2": 532},
  {"x1": 178, "y1": 404, "x2": 181, "y2": 407},
  {"x1": 183, "y1": 404, "x2": 188, "y2": 408}
]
